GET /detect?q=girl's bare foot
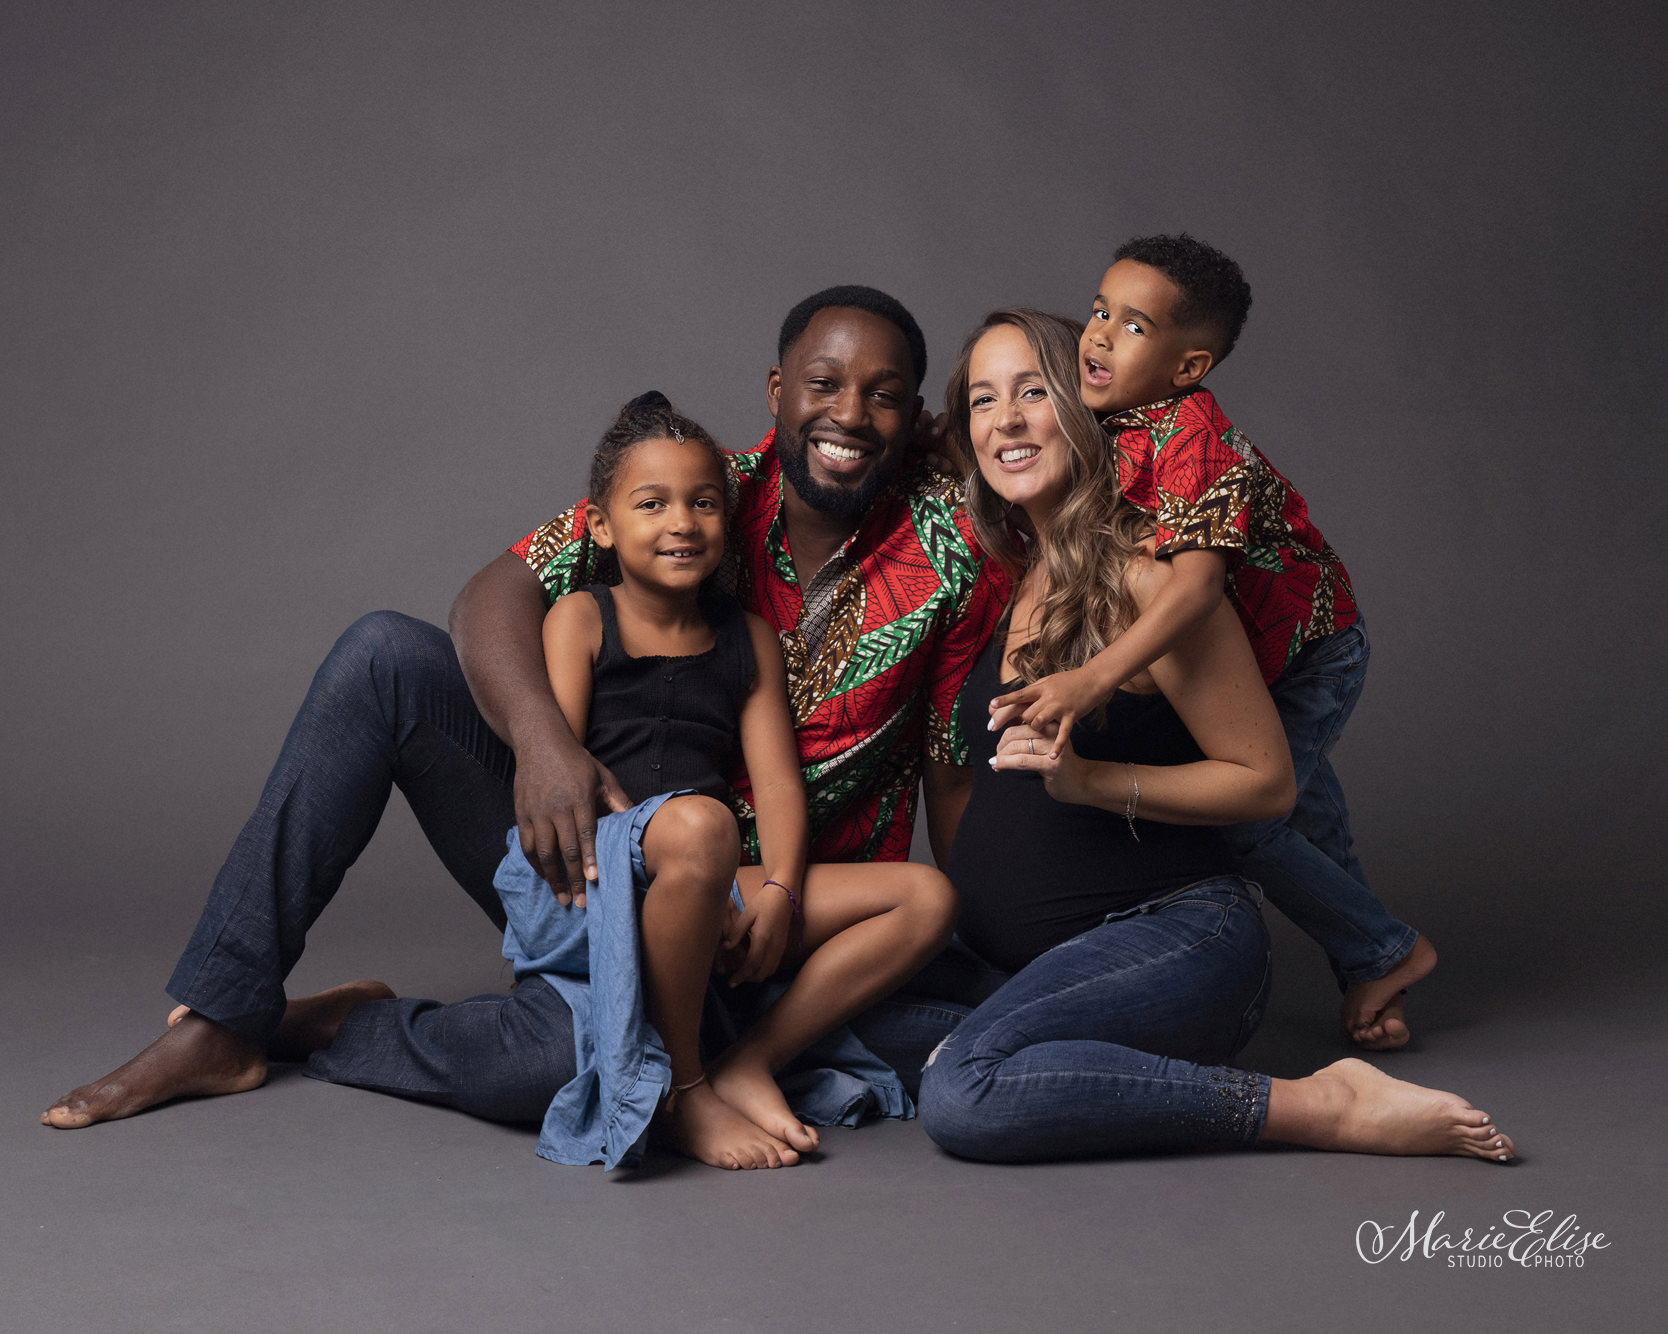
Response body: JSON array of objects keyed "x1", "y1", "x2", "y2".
[
  {"x1": 656, "y1": 1079, "x2": 801, "y2": 1170},
  {"x1": 1342, "y1": 935, "x2": 1437, "y2": 1050},
  {"x1": 41, "y1": 1014, "x2": 267, "y2": 1128},
  {"x1": 709, "y1": 1052, "x2": 820, "y2": 1154},
  {"x1": 1266, "y1": 1057, "x2": 1515, "y2": 1162},
  {"x1": 169, "y1": 980, "x2": 395, "y2": 1061}
]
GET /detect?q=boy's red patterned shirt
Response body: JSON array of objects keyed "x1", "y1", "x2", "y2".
[
  {"x1": 510, "y1": 431, "x2": 1009, "y2": 863},
  {"x1": 1104, "y1": 387, "x2": 1359, "y2": 684}
]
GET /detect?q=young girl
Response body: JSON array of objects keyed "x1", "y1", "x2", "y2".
[{"x1": 515, "y1": 391, "x2": 956, "y2": 1171}]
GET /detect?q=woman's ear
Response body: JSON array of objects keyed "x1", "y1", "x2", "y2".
[
  {"x1": 585, "y1": 501, "x2": 614, "y2": 549},
  {"x1": 1171, "y1": 346, "x2": 1214, "y2": 391}
]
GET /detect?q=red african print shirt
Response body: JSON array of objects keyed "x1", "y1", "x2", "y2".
[
  {"x1": 510, "y1": 431, "x2": 1009, "y2": 863},
  {"x1": 1103, "y1": 388, "x2": 1359, "y2": 684}
]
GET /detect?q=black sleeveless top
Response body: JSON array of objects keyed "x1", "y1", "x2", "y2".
[
  {"x1": 947, "y1": 635, "x2": 1235, "y2": 973},
  {"x1": 582, "y1": 584, "x2": 757, "y2": 805}
]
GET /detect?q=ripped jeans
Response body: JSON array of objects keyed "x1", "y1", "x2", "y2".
[{"x1": 918, "y1": 877, "x2": 1272, "y2": 1163}]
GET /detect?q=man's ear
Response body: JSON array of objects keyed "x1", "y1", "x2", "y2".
[
  {"x1": 765, "y1": 364, "x2": 783, "y2": 418},
  {"x1": 1171, "y1": 346, "x2": 1214, "y2": 391},
  {"x1": 584, "y1": 501, "x2": 614, "y2": 549}
]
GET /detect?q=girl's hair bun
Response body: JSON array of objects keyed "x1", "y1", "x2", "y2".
[{"x1": 624, "y1": 390, "x2": 671, "y2": 412}]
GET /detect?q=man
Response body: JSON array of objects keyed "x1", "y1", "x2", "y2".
[{"x1": 43, "y1": 285, "x2": 1006, "y2": 1130}]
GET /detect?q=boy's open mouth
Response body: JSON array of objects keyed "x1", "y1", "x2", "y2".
[{"x1": 1082, "y1": 356, "x2": 1112, "y2": 387}]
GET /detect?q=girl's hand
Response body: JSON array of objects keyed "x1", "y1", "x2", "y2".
[
  {"x1": 989, "y1": 665, "x2": 1110, "y2": 758},
  {"x1": 990, "y1": 721, "x2": 1092, "y2": 805},
  {"x1": 721, "y1": 885, "x2": 796, "y2": 986}
]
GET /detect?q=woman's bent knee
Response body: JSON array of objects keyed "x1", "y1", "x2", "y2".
[{"x1": 918, "y1": 1047, "x2": 1006, "y2": 1162}]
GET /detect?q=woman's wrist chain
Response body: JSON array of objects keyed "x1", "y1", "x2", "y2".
[{"x1": 1124, "y1": 764, "x2": 1141, "y2": 841}]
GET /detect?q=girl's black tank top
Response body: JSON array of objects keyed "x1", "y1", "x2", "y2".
[{"x1": 581, "y1": 584, "x2": 757, "y2": 805}]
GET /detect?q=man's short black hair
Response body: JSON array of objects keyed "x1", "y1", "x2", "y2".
[
  {"x1": 777, "y1": 285, "x2": 928, "y2": 390},
  {"x1": 1113, "y1": 234, "x2": 1253, "y2": 364}
]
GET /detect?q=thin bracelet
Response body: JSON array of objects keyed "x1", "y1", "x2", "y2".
[
  {"x1": 1124, "y1": 764, "x2": 1141, "y2": 842},
  {"x1": 763, "y1": 878, "x2": 801, "y2": 915}
]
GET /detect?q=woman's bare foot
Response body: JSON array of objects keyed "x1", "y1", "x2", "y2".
[
  {"x1": 656, "y1": 1078, "x2": 801, "y2": 1169},
  {"x1": 708, "y1": 1052, "x2": 820, "y2": 1154},
  {"x1": 1265, "y1": 1057, "x2": 1515, "y2": 1162},
  {"x1": 1342, "y1": 935, "x2": 1437, "y2": 1050},
  {"x1": 40, "y1": 1014, "x2": 267, "y2": 1129}
]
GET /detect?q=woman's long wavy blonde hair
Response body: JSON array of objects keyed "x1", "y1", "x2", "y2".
[{"x1": 944, "y1": 308, "x2": 1153, "y2": 686}]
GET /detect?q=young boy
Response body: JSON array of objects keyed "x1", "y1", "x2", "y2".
[{"x1": 995, "y1": 233, "x2": 1435, "y2": 1049}]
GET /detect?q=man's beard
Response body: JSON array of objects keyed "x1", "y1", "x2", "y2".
[{"x1": 774, "y1": 419, "x2": 900, "y2": 521}]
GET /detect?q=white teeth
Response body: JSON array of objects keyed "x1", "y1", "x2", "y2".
[
  {"x1": 999, "y1": 447, "x2": 1040, "y2": 463},
  {"x1": 815, "y1": 440, "x2": 865, "y2": 462}
]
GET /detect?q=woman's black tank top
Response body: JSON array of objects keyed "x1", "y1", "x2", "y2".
[
  {"x1": 947, "y1": 634, "x2": 1234, "y2": 973},
  {"x1": 581, "y1": 584, "x2": 756, "y2": 805}
]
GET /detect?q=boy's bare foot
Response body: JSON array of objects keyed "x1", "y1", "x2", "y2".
[
  {"x1": 1269, "y1": 1057, "x2": 1515, "y2": 1162},
  {"x1": 656, "y1": 1078, "x2": 801, "y2": 1170},
  {"x1": 1342, "y1": 935, "x2": 1437, "y2": 1050},
  {"x1": 170, "y1": 980, "x2": 395, "y2": 1061},
  {"x1": 709, "y1": 1052, "x2": 820, "y2": 1154},
  {"x1": 40, "y1": 1014, "x2": 267, "y2": 1129}
]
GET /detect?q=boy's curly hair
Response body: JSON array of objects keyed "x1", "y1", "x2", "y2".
[{"x1": 1114, "y1": 233, "x2": 1253, "y2": 364}]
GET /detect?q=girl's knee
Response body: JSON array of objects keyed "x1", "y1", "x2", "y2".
[
  {"x1": 895, "y1": 865, "x2": 959, "y2": 950},
  {"x1": 644, "y1": 795, "x2": 740, "y2": 883}
]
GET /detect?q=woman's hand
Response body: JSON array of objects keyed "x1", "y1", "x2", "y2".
[
  {"x1": 989, "y1": 663, "x2": 1111, "y2": 757},
  {"x1": 720, "y1": 883, "x2": 796, "y2": 986},
  {"x1": 990, "y1": 721, "x2": 1093, "y2": 805}
]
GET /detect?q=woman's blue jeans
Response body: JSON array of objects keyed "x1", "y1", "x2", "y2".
[{"x1": 918, "y1": 878, "x2": 1272, "y2": 1163}]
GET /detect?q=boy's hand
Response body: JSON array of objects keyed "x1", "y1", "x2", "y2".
[
  {"x1": 911, "y1": 408, "x2": 957, "y2": 478},
  {"x1": 721, "y1": 886, "x2": 795, "y2": 986},
  {"x1": 989, "y1": 664, "x2": 1113, "y2": 758}
]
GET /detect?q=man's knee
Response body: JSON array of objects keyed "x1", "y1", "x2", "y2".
[{"x1": 313, "y1": 611, "x2": 454, "y2": 708}]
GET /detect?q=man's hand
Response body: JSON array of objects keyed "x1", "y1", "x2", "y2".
[
  {"x1": 514, "y1": 737, "x2": 631, "y2": 908},
  {"x1": 990, "y1": 663, "x2": 1113, "y2": 758},
  {"x1": 719, "y1": 885, "x2": 795, "y2": 985}
]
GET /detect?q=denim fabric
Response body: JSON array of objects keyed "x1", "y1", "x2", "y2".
[
  {"x1": 1223, "y1": 618, "x2": 1418, "y2": 986},
  {"x1": 498, "y1": 797, "x2": 911, "y2": 1170},
  {"x1": 303, "y1": 975, "x2": 577, "y2": 1123},
  {"x1": 846, "y1": 938, "x2": 1011, "y2": 1098},
  {"x1": 918, "y1": 878, "x2": 1273, "y2": 1163},
  {"x1": 167, "y1": 612, "x2": 517, "y2": 1041}
]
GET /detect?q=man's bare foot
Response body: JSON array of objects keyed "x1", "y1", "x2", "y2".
[
  {"x1": 656, "y1": 1078, "x2": 801, "y2": 1170},
  {"x1": 1266, "y1": 1057, "x2": 1515, "y2": 1162},
  {"x1": 169, "y1": 980, "x2": 395, "y2": 1061},
  {"x1": 1342, "y1": 935, "x2": 1437, "y2": 1050},
  {"x1": 708, "y1": 1052, "x2": 820, "y2": 1154},
  {"x1": 41, "y1": 1014, "x2": 267, "y2": 1129}
]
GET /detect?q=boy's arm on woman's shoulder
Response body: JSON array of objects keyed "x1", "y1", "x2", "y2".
[{"x1": 994, "y1": 548, "x2": 1227, "y2": 751}]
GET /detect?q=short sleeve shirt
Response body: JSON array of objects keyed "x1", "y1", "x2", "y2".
[
  {"x1": 1103, "y1": 387, "x2": 1359, "y2": 683},
  {"x1": 511, "y1": 431, "x2": 1009, "y2": 863}
]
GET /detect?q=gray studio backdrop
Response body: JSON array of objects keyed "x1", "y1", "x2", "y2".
[{"x1": 5, "y1": 1, "x2": 1664, "y2": 1004}]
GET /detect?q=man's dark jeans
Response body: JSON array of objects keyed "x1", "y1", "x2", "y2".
[
  {"x1": 163, "y1": 610, "x2": 969, "y2": 1118},
  {"x1": 167, "y1": 611, "x2": 519, "y2": 1042}
]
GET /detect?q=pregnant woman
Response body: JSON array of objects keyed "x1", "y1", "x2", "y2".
[{"x1": 917, "y1": 309, "x2": 1514, "y2": 1164}]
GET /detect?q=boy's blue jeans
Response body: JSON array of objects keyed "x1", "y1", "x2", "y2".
[{"x1": 1224, "y1": 617, "x2": 1418, "y2": 987}]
